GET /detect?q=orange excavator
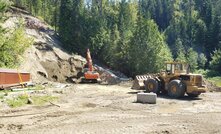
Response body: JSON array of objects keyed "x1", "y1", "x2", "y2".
[{"x1": 77, "y1": 49, "x2": 100, "y2": 83}]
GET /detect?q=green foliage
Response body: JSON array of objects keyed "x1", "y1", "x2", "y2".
[
  {"x1": 6, "y1": 94, "x2": 29, "y2": 108},
  {"x1": 197, "y1": 69, "x2": 219, "y2": 78},
  {"x1": 0, "y1": 0, "x2": 11, "y2": 22},
  {"x1": 176, "y1": 51, "x2": 186, "y2": 63},
  {"x1": 34, "y1": 84, "x2": 45, "y2": 90},
  {"x1": 196, "y1": 68, "x2": 221, "y2": 86},
  {"x1": 11, "y1": 0, "x2": 60, "y2": 29},
  {"x1": 31, "y1": 96, "x2": 58, "y2": 106},
  {"x1": 59, "y1": 0, "x2": 88, "y2": 54},
  {"x1": 176, "y1": 48, "x2": 198, "y2": 71},
  {"x1": 6, "y1": 94, "x2": 58, "y2": 107},
  {"x1": 0, "y1": 24, "x2": 33, "y2": 68},
  {"x1": 194, "y1": 69, "x2": 208, "y2": 76},
  {"x1": 210, "y1": 49, "x2": 221, "y2": 73},
  {"x1": 10, "y1": 0, "x2": 221, "y2": 76},
  {"x1": 198, "y1": 53, "x2": 207, "y2": 68},
  {"x1": 195, "y1": 69, "x2": 221, "y2": 87},
  {"x1": 186, "y1": 48, "x2": 198, "y2": 71},
  {"x1": 0, "y1": 0, "x2": 11, "y2": 13},
  {"x1": 0, "y1": 93, "x2": 4, "y2": 99},
  {"x1": 207, "y1": 77, "x2": 221, "y2": 87},
  {"x1": 91, "y1": 27, "x2": 111, "y2": 60},
  {"x1": 129, "y1": 19, "x2": 172, "y2": 75}
]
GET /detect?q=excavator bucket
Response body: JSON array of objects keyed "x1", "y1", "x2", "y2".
[{"x1": 131, "y1": 75, "x2": 152, "y2": 90}]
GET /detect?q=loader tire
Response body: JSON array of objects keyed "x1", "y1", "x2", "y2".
[
  {"x1": 168, "y1": 80, "x2": 186, "y2": 98},
  {"x1": 144, "y1": 78, "x2": 159, "y2": 93}
]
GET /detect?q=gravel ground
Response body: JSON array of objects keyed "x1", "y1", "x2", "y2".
[{"x1": 0, "y1": 83, "x2": 221, "y2": 134}]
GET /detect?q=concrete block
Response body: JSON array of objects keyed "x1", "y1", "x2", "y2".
[{"x1": 137, "y1": 92, "x2": 157, "y2": 104}]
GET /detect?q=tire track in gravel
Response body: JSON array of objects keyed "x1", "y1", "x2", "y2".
[{"x1": 45, "y1": 112, "x2": 220, "y2": 134}]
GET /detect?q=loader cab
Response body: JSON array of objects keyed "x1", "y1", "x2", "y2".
[{"x1": 166, "y1": 62, "x2": 189, "y2": 75}]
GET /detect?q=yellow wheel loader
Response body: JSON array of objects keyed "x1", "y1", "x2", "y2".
[{"x1": 132, "y1": 62, "x2": 207, "y2": 98}]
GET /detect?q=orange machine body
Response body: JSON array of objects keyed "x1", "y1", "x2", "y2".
[
  {"x1": 84, "y1": 49, "x2": 100, "y2": 80},
  {"x1": 84, "y1": 71, "x2": 100, "y2": 80}
]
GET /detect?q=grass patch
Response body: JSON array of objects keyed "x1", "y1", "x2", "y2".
[
  {"x1": 35, "y1": 85, "x2": 45, "y2": 90},
  {"x1": 0, "y1": 94, "x2": 4, "y2": 99},
  {"x1": 6, "y1": 94, "x2": 29, "y2": 108},
  {"x1": 31, "y1": 96, "x2": 58, "y2": 106},
  {"x1": 207, "y1": 77, "x2": 221, "y2": 87},
  {"x1": 0, "y1": 84, "x2": 44, "y2": 94},
  {"x1": 195, "y1": 69, "x2": 221, "y2": 87},
  {"x1": 0, "y1": 89, "x2": 11, "y2": 94},
  {"x1": 6, "y1": 94, "x2": 58, "y2": 108}
]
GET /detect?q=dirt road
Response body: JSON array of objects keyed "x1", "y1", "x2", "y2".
[{"x1": 0, "y1": 83, "x2": 221, "y2": 134}]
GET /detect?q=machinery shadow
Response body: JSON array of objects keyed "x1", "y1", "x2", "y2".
[
  {"x1": 128, "y1": 91, "x2": 203, "y2": 101},
  {"x1": 157, "y1": 94, "x2": 203, "y2": 101},
  {"x1": 127, "y1": 91, "x2": 141, "y2": 94}
]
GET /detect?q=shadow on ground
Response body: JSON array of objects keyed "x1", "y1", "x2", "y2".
[{"x1": 128, "y1": 91, "x2": 202, "y2": 101}]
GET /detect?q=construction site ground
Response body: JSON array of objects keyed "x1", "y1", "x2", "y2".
[{"x1": 0, "y1": 83, "x2": 221, "y2": 134}]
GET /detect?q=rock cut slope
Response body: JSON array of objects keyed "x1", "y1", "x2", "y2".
[{"x1": 4, "y1": 7, "x2": 87, "y2": 83}]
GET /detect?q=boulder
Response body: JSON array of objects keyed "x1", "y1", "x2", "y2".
[{"x1": 137, "y1": 92, "x2": 157, "y2": 104}]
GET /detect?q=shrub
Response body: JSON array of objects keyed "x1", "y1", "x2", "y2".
[{"x1": 210, "y1": 49, "x2": 221, "y2": 74}]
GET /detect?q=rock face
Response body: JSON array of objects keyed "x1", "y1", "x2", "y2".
[
  {"x1": 20, "y1": 29, "x2": 86, "y2": 83},
  {"x1": 3, "y1": 9, "x2": 87, "y2": 83}
]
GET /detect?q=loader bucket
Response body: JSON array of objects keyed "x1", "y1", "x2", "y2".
[{"x1": 131, "y1": 75, "x2": 152, "y2": 90}]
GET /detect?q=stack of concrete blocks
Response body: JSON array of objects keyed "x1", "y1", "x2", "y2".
[{"x1": 137, "y1": 92, "x2": 157, "y2": 104}]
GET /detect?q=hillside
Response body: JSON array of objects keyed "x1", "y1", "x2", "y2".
[
  {"x1": 10, "y1": 0, "x2": 221, "y2": 77},
  {"x1": 2, "y1": 7, "x2": 87, "y2": 83},
  {"x1": 1, "y1": 7, "x2": 130, "y2": 85}
]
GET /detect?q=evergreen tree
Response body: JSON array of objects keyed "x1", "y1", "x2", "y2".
[
  {"x1": 9, "y1": 0, "x2": 221, "y2": 76},
  {"x1": 129, "y1": 18, "x2": 172, "y2": 75},
  {"x1": 58, "y1": 0, "x2": 74, "y2": 47},
  {"x1": 210, "y1": 49, "x2": 221, "y2": 73},
  {"x1": 198, "y1": 53, "x2": 207, "y2": 68},
  {"x1": 186, "y1": 48, "x2": 198, "y2": 71}
]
